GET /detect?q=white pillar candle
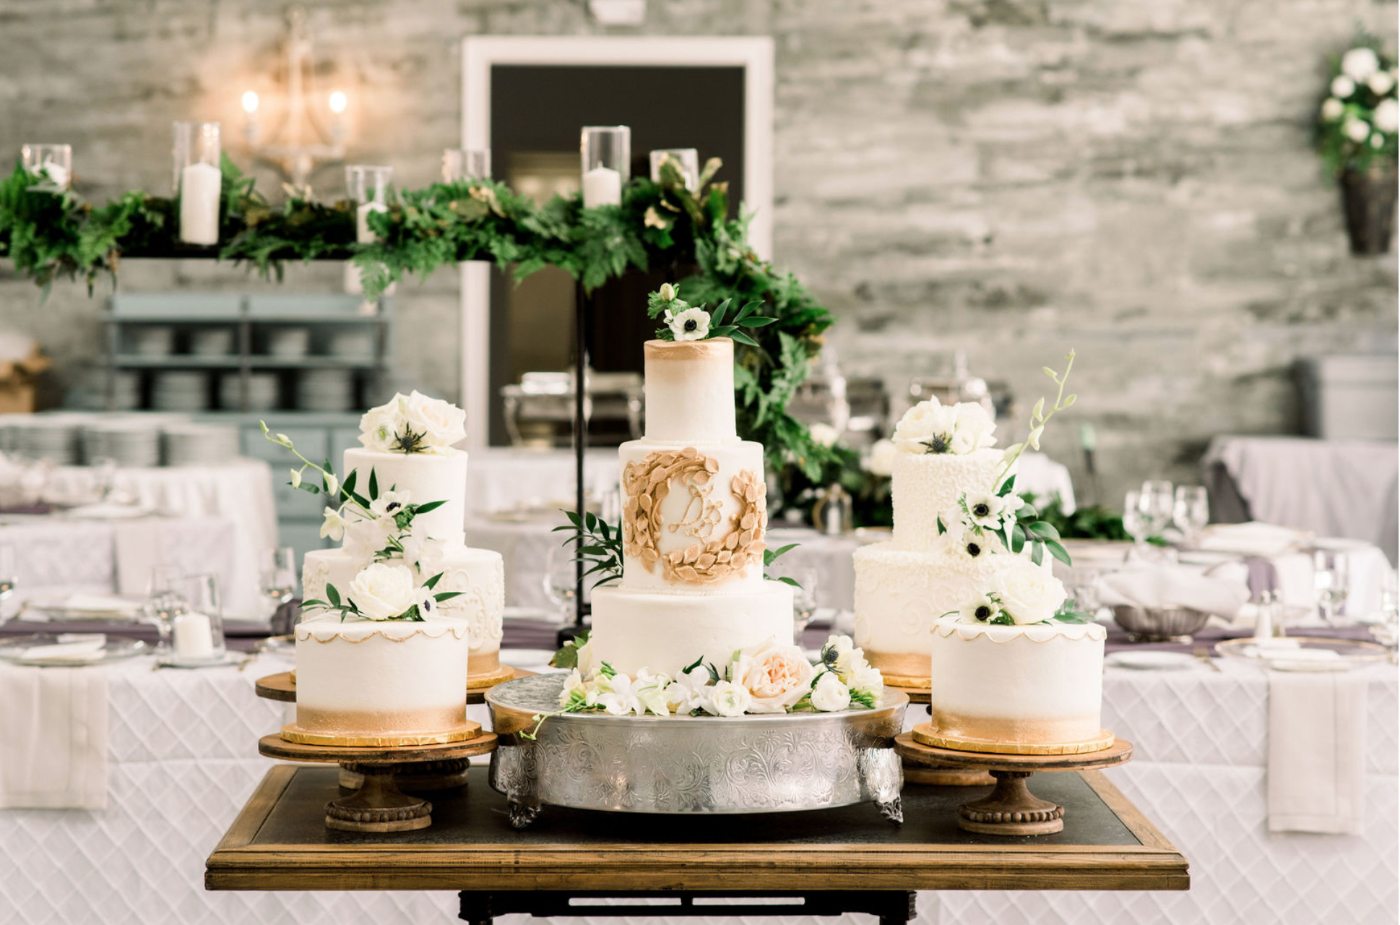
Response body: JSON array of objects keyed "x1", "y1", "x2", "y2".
[
  {"x1": 582, "y1": 165, "x2": 622, "y2": 208},
  {"x1": 356, "y1": 201, "x2": 387, "y2": 244},
  {"x1": 172, "y1": 611, "x2": 216, "y2": 660},
  {"x1": 179, "y1": 162, "x2": 222, "y2": 245}
]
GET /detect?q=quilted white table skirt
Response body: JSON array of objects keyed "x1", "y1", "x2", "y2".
[{"x1": 0, "y1": 654, "x2": 1393, "y2": 925}]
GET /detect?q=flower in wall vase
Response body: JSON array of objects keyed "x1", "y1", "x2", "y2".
[{"x1": 1340, "y1": 163, "x2": 1398, "y2": 255}]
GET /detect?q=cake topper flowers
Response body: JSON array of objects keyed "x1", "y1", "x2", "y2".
[
  {"x1": 647, "y1": 283, "x2": 776, "y2": 347},
  {"x1": 358, "y1": 391, "x2": 466, "y2": 454},
  {"x1": 892, "y1": 398, "x2": 996, "y2": 455}
]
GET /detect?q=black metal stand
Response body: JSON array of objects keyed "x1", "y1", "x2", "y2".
[
  {"x1": 558, "y1": 281, "x2": 592, "y2": 649},
  {"x1": 459, "y1": 890, "x2": 918, "y2": 925}
]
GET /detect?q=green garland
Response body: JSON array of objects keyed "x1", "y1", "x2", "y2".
[{"x1": 0, "y1": 154, "x2": 842, "y2": 490}]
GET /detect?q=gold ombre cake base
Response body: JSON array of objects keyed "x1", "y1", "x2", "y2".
[
  {"x1": 912, "y1": 722, "x2": 1115, "y2": 756},
  {"x1": 280, "y1": 720, "x2": 481, "y2": 748},
  {"x1": 466, "y1": 663, "x2": 517, "y2": 689},
  {"x1": 864, "y1": 650, "x2": 932, "y2": 688},
  {"x1": 882, "y1": 673, "x2": 933, "y2": 690}
]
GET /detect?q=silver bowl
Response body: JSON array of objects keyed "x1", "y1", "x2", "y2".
[{"x1": 1112, "y1": 605, "x2": 1211, "y2": 643}]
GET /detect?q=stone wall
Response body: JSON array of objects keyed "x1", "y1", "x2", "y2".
[{"x1": 0, "y1": 0, "x2": 1395, "y2": 505}]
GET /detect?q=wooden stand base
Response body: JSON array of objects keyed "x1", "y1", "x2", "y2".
[
  {"x1": 896, "y1": 698, "x2": 993, "y2": 788},
  {"x1": 326, "y1": 766, "x2": 432, "y2": 833}
]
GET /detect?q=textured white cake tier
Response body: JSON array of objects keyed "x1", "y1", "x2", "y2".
[
  {"x1": 890, "y1": 449, "x2": 1003, "y2": 551},
  {"x1": 619, "y1": 438, "x2": 766, "y2": 594},
  {"x1": 302, "y1": 545, "x2": 504, "y2": 660},
  {"x1": 928, "y1": 617, "x2": 1106, "y2": 745},
  {"x1": 852, "y1": 540, "x2": 1005, "y2": 675},
  {"x1": 589, "y1": 581, "x2": 794, "y2": 677},
  {"x1": 643, "y1": 338, "x2": 736, "y2": 445},
  {"x1": 294, "y1": 616, "x2": 471, "y2": 735},
  {"x1": 343, "y1": 447, "x2": 467, "y2": 544}
]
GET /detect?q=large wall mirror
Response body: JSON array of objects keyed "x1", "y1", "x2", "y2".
[{"x1": 460, "y1": 36, "x2": 774, "y2": 448}]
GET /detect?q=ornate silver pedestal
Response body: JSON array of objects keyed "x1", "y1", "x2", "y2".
[{"x1": 487, "y1": 673, "x2": 908, "y2": 827}]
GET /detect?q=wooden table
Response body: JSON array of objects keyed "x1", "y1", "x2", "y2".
[{"x1": 207, "y1": 766, "x2": 1187, "y2": 912}]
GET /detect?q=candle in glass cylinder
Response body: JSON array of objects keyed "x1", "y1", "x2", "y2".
[
  {"x1": 179, "y1": 162, "x2": 222, "y2": 245},
  {"x1": 582, "y1": 165, "x2": 622, "y2": 207},
  {"x1": 356, "y1": 201, "x2": 386, "y2": 244},
  {"x1": 172, "y1": 610, "x2": 215, "y2": 660}
]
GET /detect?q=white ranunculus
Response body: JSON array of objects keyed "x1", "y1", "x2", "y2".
[
  {"x1": 1320, "y1": 98, "x2": 1345, "y2": 121},
  {"x1": 1369, "y1": 71, "x2": 1395, "y2": 95},
  {"x1": 403, "y1": 391, "x2": 466, "y2": 451},
  {"x1": 370, "y1": 489, "x2": 412, "y2": 518},
  {"x1": 39, "y1": 159, "x2": 69, "y2": 188},
  {"x1": 734, "y1": 640, "x2": 816, "y2": 713},
  {"x1": 1344, "y1": 117, "x2": 1373, "y2": 143},
  {"x1": 706, "y1": 679, "x2": 752, "y2": 716},
  {"x1": 347, "y1": 562, "x2": 418, "y2": 621},
  {"x1": 1332, "y1": 75, "x2": 1357, "y2": 99},
  {"x1": 1341, "y1": 47, "x2": 1380, "y2": 82},
  {"x1": 808, "y1": 422, "x2": 840, "y2": 448},
  {"x1": 667, "y1": 307, "x2": 711, "y2": 341},
  {"x1": 959, "y1": 591, "x2": 999, "y2": 624},
  {"x1": 987, "y1": 560, "x2": 1067, "y2": 625},
  {"x1": 867, "y1": 438, "x2": 897, "y2": 476},
  {"x1": 1374, "y1": 98, "x2": 1400, "y2": 133},
  {"x1": 358, "y1": 397, "x2": 403, "y2": 451},
  {"x1": 320, "y1": 506, "x2": 346, "y2": 541},
  {"x1": 810, "y1": 671, "x2": 852, "y2": 712}
]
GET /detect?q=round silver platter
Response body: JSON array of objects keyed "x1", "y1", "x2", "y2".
[{"x1": 486, "y1": 672, "x2": 909, "y2": 827}]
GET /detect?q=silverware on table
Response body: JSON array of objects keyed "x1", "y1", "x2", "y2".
[{"x1": 1192, "y1": 646, "x2": 1223, "y2": 672}]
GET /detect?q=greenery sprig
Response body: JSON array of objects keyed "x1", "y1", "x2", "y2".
[
  {"x1": 646, "y1": 283, "x2": 777, "y2": 347},
  {"x1": 762, "y1": 543, "x2": 803, "y2": 588},
  {"x1": 301, "y1": 571, "x2": 462, "y2": 623},
  {"x1": 552, "y1": 510, "x2": 625, "y2": 588}
]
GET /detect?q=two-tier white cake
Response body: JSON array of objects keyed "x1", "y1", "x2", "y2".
[{"x1": 589, "y1": 338, "x2": 794, "y2": 677}]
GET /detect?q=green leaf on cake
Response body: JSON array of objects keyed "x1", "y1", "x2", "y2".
[
  {"x1": 326, "y1": 585, "x2": 341, "y2": 608},
  {"x1": 414, "y1": 500, "x2": 445, "y2": 514},
  {"x1": 1044, "y1": 538, "x2": 1072, "y2": 566},
  {"x1": 368, "y1": 468, "x2": 379, "y2": 500}
]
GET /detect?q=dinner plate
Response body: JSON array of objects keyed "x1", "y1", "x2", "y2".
[
  {"x1": 0, "y1": 634, "x2": 148, "y2": 667},
  {"x1": 1215, "y1": 636, "x2": 1392, "y2": 672},
  {"x1": 19, "y1": 595, "x2": 145, "y2": 622},
  {"x1": 503, "y1": 648, "x2": 560, "y2": 670},
  {"x1": 1105, "y1": 651, "x2": 1201, "y2": 671}
]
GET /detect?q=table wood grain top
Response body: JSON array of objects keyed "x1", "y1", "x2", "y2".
[{"x1": 206, "y1": 767, "x2": 1188, "y2": 893}]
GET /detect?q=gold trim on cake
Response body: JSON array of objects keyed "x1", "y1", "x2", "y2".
[
  {"x1": 280, "y1": 720, "x2": 481, "y2": 747},
  {"x1": 915, "y1": 718, "x2": 1113, "y2": 755},
  {"x1": 864, "y1": 649, "x2": 932, "y2": 685},
  {"x1": 643, "y1": 338, "x2": 732, "y2": 362},
  {"x1": 465, "y1": 663, "x2": 516, "y2": 688}
]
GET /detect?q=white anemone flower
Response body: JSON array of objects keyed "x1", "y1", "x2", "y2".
[{"x1": 666, "y1": 307, "x2": 711, "y2": 342}]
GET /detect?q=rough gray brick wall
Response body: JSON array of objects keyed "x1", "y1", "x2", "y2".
[{"x1": 0, "y1": 0, "x2": 1395, "y2": 506}]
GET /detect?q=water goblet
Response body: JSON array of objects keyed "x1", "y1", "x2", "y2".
[
  {"x1": 0, "y1": 544, "x2": 17, "y2": 620},
  {"x1": 543, "y1": 544, "x2": 580, "y2": 625},
  {"x1": 1313, "y1": 549, "x2": 1351, "y2": 627},
  {"x1": 1139, "y1": 480, "x2": 1175, "y2": 537},
  {"x1": 1172, "y1": 485, "x2": 1209, "y2": 547}
]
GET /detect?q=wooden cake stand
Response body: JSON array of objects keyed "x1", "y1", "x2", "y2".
[
  {"x1": 258, "y1": 733, "x2": 497, "y2": 833},
  {"x1": 895, "y1": 728, "x2": 1133, "y2": 836},
  {"x1": 883, "y1": 682, "x2": 994, "y2": 788}
]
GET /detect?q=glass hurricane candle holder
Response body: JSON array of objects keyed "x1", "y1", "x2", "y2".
[
  {"x1": 153, "y1": 573, "x2": 228, "y2": 666},
  {"x1": 346, "y1": 165, "x2": 394, "y2": 244},
  {"x1": 443, "y1": 148, "x2": 491, "y2": 183},
  {"x1": 649, "y1": 148, "x2": 699, "y2": 190},
  {"x1": 21, "y1": 143, "x2": 72, "y2": 192},
  {"x1": 173, "y1": 122, "x2": 222, "y2": 246},
  {"x1": 580, "y1": 125, "x2": 630, "y2": 207}
]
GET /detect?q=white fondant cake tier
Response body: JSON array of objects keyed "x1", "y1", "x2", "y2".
[
  {"x1": 928, "y1": 617, "x2": 1106, "y2": 746},
  {"x1": 890, "y1": 449, "x2": 1003, "y2": 551},
  {"x1": 294, "y1": 616, "x2": 472, "y2": 736},
  {"x1": 618, "y1": 438, "x2": 767, "y2": 593},
  {"x1": 302, "y1": 545, "x2": 504, "y2": 671},
  {"x1": 642, "y1": 338, "x2": 737, "y2": 445},
  {"x1": 343, "y1": 447, "x2": 467, "y2": 544},
  {"x1": 852, "y1": 540, "x2": 1004, "y2": 678},
  {"x1": 588, "y1": 581, "x2": 794, "y2": 677}
]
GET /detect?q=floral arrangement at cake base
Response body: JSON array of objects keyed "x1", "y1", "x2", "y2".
[{"x1": 525, "y1": 634, "x2": 884, "y2": 738}]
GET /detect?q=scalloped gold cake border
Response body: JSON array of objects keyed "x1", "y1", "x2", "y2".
[
  {"x1": 280, "y1": 721, "x2": 481, "y2": 747},
  {"x1": 621, "y1": 447, "x2": 767, "y2": 585},
  {"x1": 912, "y1": 722, "x2": 1115, "y2": 756}
]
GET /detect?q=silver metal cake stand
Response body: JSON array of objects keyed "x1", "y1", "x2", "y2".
[{"x1": 486, "y1": 673, "x2": 909, "y2": 828}]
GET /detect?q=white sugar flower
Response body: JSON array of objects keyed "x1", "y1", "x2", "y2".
[
  {"x1": 666, "y1": 307, "x2": 711, "y2": 341},
  {"x1": 808, "y1": 422, "x2": 840, "y2": 448},
  {"x1": 866, "y1": 438, "x2": 897, "y2": 476},
  {"x1": 320, "y1": 506, "x2": 346, "y2": 541},
  {"x1": 596, "y1": 673, "x2": 642, "y2": 716},
  {"x1": 633, "y1": 670, "x2": 673, "y2": 716},
  {"x1": 347, "y1": 563, "x2": 418, "y2": 621},
  {"x1": 1320, "y1": 98, "x2": 1345, "y2": 121},
  {"x1": 964, "y1": 491, "x2": 1004, "y2": 527},
  {"x1": 705, "y1": 679, "x2": 752, "y2": 716},
  {"x1": 403, "y1": 391, "x2": 466, "y2": 451},
  {"x1": 1344, "y1": 118, "x2": 1372, "y2": 143},
  {"x1": 665, "y1": 666, "x2": 713, "y2": 714},
  {"x1": 959, "y1": 591, "x2": 999, "y2": 624},
  {"x1": 1332, "y1": 75, "x2": 1357, "y2": 99},
  {"x1": 1369, "y1": 71, "x2": 1395, "y2": 95},
  {"x1": 1341, "y1": 47, "x2": 1380, "y2": 82},
  {"x1": 343, "y1": 515, "x2": 396, "y2": 566},
  {"x1": 953, "y1": 401, "x2": 997, "y2": 449},
  {"x1": 987, "y1": 560, "x2": 1067, "y2": 625},
  {"x1": 949, "y1": 430, "x2": 976, "y2": 454},
  {"x1": 1374, "y1": 99, "x2": 1399, "y2": 133},
  {"x1": 810, "y1": 671, "x2": 852, "y2": 712},
  {"x1": 397, "y1": 523, "x2": 433, "y2": 569},
  {"x1": 370, "y1": 490, "x2": 412, "y2": 519}
]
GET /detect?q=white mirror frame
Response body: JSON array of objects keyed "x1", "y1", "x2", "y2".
[{"x1": 459, "y1": 35, "x2": 776, "y2": 448}]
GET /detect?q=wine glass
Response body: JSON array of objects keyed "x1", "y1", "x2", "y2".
[
  {"x1": 1065, "y1": 565, "x2": 1102, "y2": 618},
  {"x1": 1122, "y1": 490, "x2": 1148, "y2": 545},
  {"x1": 1313, "y1": 549, "x2": 1350, "y2": 627},
  {"x1": 772, "y1": 566, "x2": 819, "y2": 642},
  {"x1": 543, "y1": 544, "x2": 579, "y2": 625},
  {"x1": 1172, "y1": 485, "x2": 1209, "y2": 546},
  {"x1": 259, "y1": 546, "x2": 298, "y2": 619},
  {"x1": 1139, "y1": 480, "x2": 1175, "y2": 537},
  {"x1": 0, "y1": 543, "x2": 17, "y2": 621}
]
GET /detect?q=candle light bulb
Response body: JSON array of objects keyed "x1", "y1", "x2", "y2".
[
  {"x1": 328, "y1": 91, "x2": 347, "y2": 114},
  {"x1": 241, "y1": 91, "x2": 259, "y2": 114}
]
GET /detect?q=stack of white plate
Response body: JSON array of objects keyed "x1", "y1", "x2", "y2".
[
  {"x1": 110, "y1": 372, "x2": 142, "y2": 411},
  {"x1": 296, "y1": 370, "x2": 355, "y2": 412},
  {"x1": 162, "y1": 423, "x2": 241, "y2": 467},
  {"x1": 266, "y1": 328, "x2": 310, "y2": 359},
  {"x1": 131, "y1": 327, "x2": 175, "y2": 357},
  {"x1": 327, "y1": 329, "x2": 376, "y2": 362},
  {"x1": 82, "y1": 420, "x2": 161, "y2": 468},
  {"x1": 190, "y1": 327, "x2": 235, "y2": 357},
  {"x1": 151, "y1": 372, "x2": 209, "y2": 412},
  {"x1": 218, "y1": 373, "x2": 279, "y2": 412},
  {"x1": 13, "y1": 418, "x2": 83, "y2": 465}
]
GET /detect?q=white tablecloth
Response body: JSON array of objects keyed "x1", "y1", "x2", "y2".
[
  {"x1": 468, "y1": 447, "x2": 617, "y2": 517},
  {"x1": 41, "y1": 460, "x2": 278, "y2": 615},
  {"x1": 1, "y1": 650, "x2": 1392, "y2": 925},
  {"x1": 1203, "y1": 436, "x2": 1399, "y2": 564}
]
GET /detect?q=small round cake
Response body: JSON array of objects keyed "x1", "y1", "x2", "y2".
[
  {"x1": 291, "y1": 615, "x2": 474, "y2": 745},
  {"x1": 926, "y1": 616, "x2": 1108, "y2": 753}
]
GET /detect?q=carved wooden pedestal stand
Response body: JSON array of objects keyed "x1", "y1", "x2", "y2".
[{"x1": 883, "y1": 683, "x2": 993, "y2": 788}]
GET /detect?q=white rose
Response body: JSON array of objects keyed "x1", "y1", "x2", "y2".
[
  {"x1": 1341, "y1": 47, "x2": 1380, "y2": 82},
  {"x1": 948, "y1": 430, "x2": 976, "y2": 454},
  {"x1": 370, "y1": 490, "x2": 412, "y2": 519},
  {"x1": 705, "y1": 680, "x2": 752, "y2": 716},
  {"x1": 359, "y1": 396, "x2": 404, "y2": 451},
  {"x1": 952, "y1": 401, "x2": 997, "y2": 449},
  {"x1": 867, "y1": 439, "x2": 897, "y2": 476},
  {"x1": 808, "y1": 422, "x2": 840, "y2": 448},
  {"x1": 1320, "y1": 97, "x2": 1345, "y2": 122},
  {"x1": 402, "y1": 391, "x2": 466, "y2": 451},
  {"x1": 667, "y1": 307, "x2": 710, "y2": 342},
  {"x1": 1344, "y1": 117, "x2": 1372, "y2": 143},
  {"x1": 1369, "y1": 71, "x2": 1394, "y2": 95},
  {"x1": 847, "y1": 663, "x2": 884, "y2": 693},
  {"x1": 1332, "y1": 75, "x2": 1357, "y2": 99},
  {"x1": 346, "y1": 563, "x2": 418, "y2": 621},
  {"x1": 959, "y1": 591, "x2": 999, "y2": 624},
  {"x1": 1374, "y1": 99, "x2": 1399, "y2": 133},
  {"x1": 892, "y1": 399, "x2": 957, "y2": 453},
  {"x1": 734, "y1": 640, "x2": 816, "y2": 713},
  {"x1": 810, "y1": 672, "x2": 852, "y2": 712},
  {"x1": 320, "y1": 506, "x2": 346, "y2": 541},
  {"x1": 988, "y1": 560, "x2": 1067, "y2": 625}
]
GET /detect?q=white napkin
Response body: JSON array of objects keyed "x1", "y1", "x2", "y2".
[
  {"x1": 1267, "y1": 670, "x2": 1366, "y2": 834},
  {"x1": 113, "y1": 519, "x2": 164, "y2": 598},
  {"x1": 0, "y1": 663, "x2": 108, "y2": 809},
  {"x1": 21, "y1": 635, "x2": 107, "y2": 662},
  {"x1": 1095, "y1": 562, "x2": 1251, "y2": 618},
  {"x1": 1197, "y1": 522, "x2": 1311, "y2": 558}
]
